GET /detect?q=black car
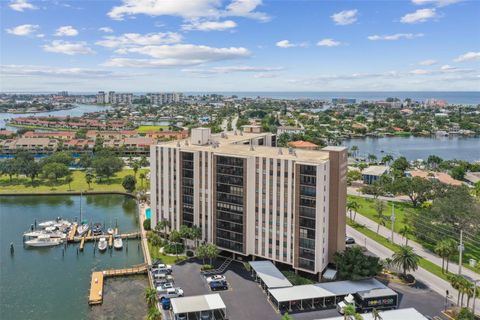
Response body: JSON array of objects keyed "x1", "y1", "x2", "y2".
[
  {"x1": 210, "y1": 280, "x2": 228, "y2": 291},
  {"x1": 345, "y1": 237, "x2": 356, "y2": 245}
]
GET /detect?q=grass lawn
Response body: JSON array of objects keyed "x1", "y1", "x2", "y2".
[
  {"x1": 0, "y1": 168, "x2": 149, "y2": 193},
  {"x1": 281, "y1": 271, "x2": 315, "y2": 285},
  {"x1": 136, "y1": 125, "x2": 169, "y2": 133},
  {"x1": 348, "y1": 219, "x2": 450, "y2": 282},
  {"x1": 148, "y1": 241, "x2": 186, "y2": 265},
  {"x1": 7, "y1": 123, "x2": 77, "y2": 131}
]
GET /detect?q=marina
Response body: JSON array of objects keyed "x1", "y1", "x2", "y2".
[{"x1": 0, "y1": 194, "x2": 147, "y2": 320}]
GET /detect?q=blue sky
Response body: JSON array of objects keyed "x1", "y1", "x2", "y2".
[{"x1": 1, "y1": 0, "x2": 479, "y2": 92}]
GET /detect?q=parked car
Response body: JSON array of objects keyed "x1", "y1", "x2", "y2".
[
  {"x1": 156, "y1": 282, "x2": 174, "y2": 293},
  {"x1": 176, "y1": 314, "x2": 187, "y2": 320},
  {"x1": 210, "y1": 280, "x2": 228, "y2": 291},
  {"x1": 154, "y1": 275, "x2": 174, "y2": 287},
  {"x1": 345, "y1": 236, "x2": 356, "y2": 245},
  {"x1": 206, "y1": 275, "x2": 226, "y2": 283},
  {"x1": 159, "y1": 287, "x2": 184, "y2": 301},
  {"x1": 200, "y1": 311, "x2": 212, "y2": 320},
  {"x1": 152, "y1": 264, "x2": 173, "y2": 274},
  {"x1": 161, "y1": 298, "x2": 171, "y2": 310}
]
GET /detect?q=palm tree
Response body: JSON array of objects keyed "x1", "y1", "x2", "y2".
[
  {"x1": 190, "y1": 225, "x2": 202, "y2": 249},
  {"x1": 350, "y1": 145, "x2": 359, "y2": 157},
  {"x1": 146, "y1": 307, "x2": 161, "y2": 320},
  {"x1": 435, "y1": 240, "x2": 450, "y2": 273},
  {"x1": 206, "y1": 243, "x2": 219, "y2": 265},
  {"x1": 139, "y1": 172, "x2": 146, "y2": 189},
  {"x1": 368, "y1": 154, "x2": 377, "y2": 163},
  {"x1": 371, "y1": 308, "x2": 382, "y2": 320},
  {"x1": 132, "y1": 161, "x2": 139, "y2": 178},
  {"x1": 343, "y1": 304, "x2": 356, "y2": 320},
  {"x1": 281, "y1": 312, "x2": 293, "y2": 320},
  {"x1": 448, "y1": 274, "x2": 463, "y2": 305},
  {"x1": 85, "y1": 170, "x2": 94, "y2": 190},
  {"x1": 354, "y1": 314, "x2": 364, "y2": 320},
  {"x1": 399, "y1": 225, "x2": 411, "y2": 245},
  {"x1": 444, "y1": 239, "x2": 457, "y2": 273},
  {"x1": 374, "y1": 200, "x2": 387, "y2": 233},
  {"x1": 65, "y1": 175, "x2": 74, "y2": 191},
  {"x1": 346, "y1": 200, "x2": 360, "y2": 221},
  {"x1": 381, "y1": 155, "x2": 394, "y2": 165},
  {"x1": 145, "y1": 287, "x2": 157, "y2": 308},
  {"x1": 392, "y1": 245, "x2": 419, "y2": 277}
]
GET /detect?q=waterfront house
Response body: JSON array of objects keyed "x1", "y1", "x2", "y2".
[{"x1": 361, "y1": 165, "x2": 389, "y2": 184}]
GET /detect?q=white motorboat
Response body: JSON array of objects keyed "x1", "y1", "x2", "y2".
[
  {"x1": 77, "y1": 224, "x2": 89, "y2": 236},
  {"x1": 24, "y1": 230, "x2": 66, "y2": 239},
  {"x1": 25, "y1": 235, "x2": 63, "y2": 247},
  {"x1": 38, "y1": 220, "x2": 56, "y2": 228},
  {"x1": 107, "y1": 228, "x2": 114, "y2": 235},
  {"x1": 113, "y1": 236, "x2": 123, "y2": 250},
  {"x1": 98, "y1": 237, "x2": 108, "y2": 252},
  {"x1": 45, "y1": 226, "x2": 57, "y2": 232}
]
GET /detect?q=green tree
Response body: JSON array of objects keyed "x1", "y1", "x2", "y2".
[
  {"x1": 146, "y1": 307, "x2": 161, "y2": 320},
  {"x1": 381, "y1": 154, "x2": 394, "y2": 165},
  {"x1": 391, "y1": 156, "x2": 409, "y2": 173},
  {"x1": 156, "y1": 219, "x2": 170, "y2": 243},
  {"x1": 334, "y1": 247, "x2": 382, "y2": 280},
  {"x1": 196, "y1": 244, "x2": 208, "y2": 265},
  {"x1": 346, "y1": 200, "x2": 360, "y2": 221},
  {"x1": 374, "y1": 200, "x2": 387, "y2": 233},
  {"x1": 399, "y1": 225, "x2": 411, "y2": 246},
  {"x1": 281, "y1": 312, "x2": 293, "y2": 320},
  {"x1": 24, "y1": 161, "x2": 41, "y2": 184},
  {"x1": 457, "y1": 307, "x2": 475, "y2": 320},
  {"x1": 392, "y1": 176, "x2": 433, "y2": 207},
  {"x1": 350, "y1": 145, "x2": 359, "y2": 157},
  {"x1": 206, "y1": 243, "x2": 219, "y2": 265},
  {"x1": 190, "y1": 225, "x2": 202, "y2": 249},
  {"x1": 367, "y1": 154, "x2": 377, "y2": 163},
  {"x1": 42, "y1": 162, "x2": 69, "y2": 181},
  {"x1": 169, "y1": 230, "x2": 182, "y2": 259},
  {"x1": 145, "y1": 287, "x2": 157, "y2": 308},
  {"x1": 343, "y1": 304, "x2": 356, "y2": 320},
  {"x1": 435, "y1": 240, "x2": 451, "y2": 273},
  {"x1": 450, "y1": 166, "x2": 466, "y2": 180},
  {"x1": 79, "y1": 154, "x2": 93, "y2": 169},
  {"x1": 139, "y1": 172, "x2": 146, "y2": 189},
  {"x1": 143, "y1": 218, "x2": 151, "y2": 231},
  {"x1": 474, "y1": 181, "x2": 480, "y2": 198},
  {"x1": 92, "y1": 153, "x2": 123, "y2": 181},
  {"x1": 65, "y1": 174, "x2": 74, "y2": 191},
  {"x1": 392, "y1": 245, "x2": 419, "y2": 277},
  {"x1": 132, "y1": 161, "x2": 140, "y2": 178},
  {"x1": 85, "y1": 170, "x2": 94, "y2": 190},
  {"x1": 427, "y1": 155, "x2": 443, "y2": 170},
  {"x1": 122, "y1": 174, "x2": 136, "y2": 192},
  {"x1": 41, "y1": 151, "x2": 73, "y2": 167},
  {"x1": 0, "y1": 159, "x2": 18, "y2": 182}
]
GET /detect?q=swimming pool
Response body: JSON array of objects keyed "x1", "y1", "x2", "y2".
[{"x1": 145, "y1": 208, "x2": 151, "y2": 220}]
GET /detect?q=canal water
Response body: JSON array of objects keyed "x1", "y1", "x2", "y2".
[
  {"x1": 0, "y1": 104, "x2": 111, "y2": 131},
  {"x1": 342, "y1": 136, "x2": 480, "y2": 162},
  {"x1": 0, "y1": 194, "x2": 147, "y2": 320}
]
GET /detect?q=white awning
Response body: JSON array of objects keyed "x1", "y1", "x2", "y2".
[
  {"x1": 318, "y1": 308, "x2": 428, "y2": 320},
  {"x1": 171, "y1": 294, "x2": 226, "y2": 314},
  {"x1": 323, "y1": 268, "x2": 337, "y2": 280},
  {"x1": 249, "y1": 261, "x2": 293, "y2": 289}
]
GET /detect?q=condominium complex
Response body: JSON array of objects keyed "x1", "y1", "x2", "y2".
[
  {"x1": 150, "y1": 128, "x2": 347, "y2": 277},
  {"x1": 96, "y1": 91, "x2": 133, "y2": 105},
  {"x1": 147, "y1": 92, "x2": 183, "y2": 105}
]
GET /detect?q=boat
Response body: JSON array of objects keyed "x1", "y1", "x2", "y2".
[
  {"x1": 92, "y1": 223, "x2": 103, "y2": 235},
  {"x1": 113, "y1": 236, "x2": 123, "y2": 250},
  {"x1": 107, "y1": 228, "x2": 114, "y2": 235},
  {"x1": 25, "y1": 235, "x2": 63, "y2": 247},
  {"x1": 77, "y1": 223, "x2": 89, "y2": 236},
  {"x1": 98, "y1": 237, "x2": 108, "y2": 252},
  {"x1": 24, "y1": 230, "x2": 66, "y2": 239},
  {"x1": 38, "y1": 220, "x2": 56, "y2": 228},
  {"x1": 45, "y1": 226, "x2": 57, "y2": 232}
]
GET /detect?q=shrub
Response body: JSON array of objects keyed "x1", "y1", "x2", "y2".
[
  {"x1": 143, "y1": 218, "x2": 151, "y2": 231},
  {"x1": 164, "y1": 243, "x2": 184, "y2": 254},
  {"x1": 201, "y1": 264, "x2": 214, "y2": 271},
  {"x1": 186, "y1": 250, "x2": 194, "y2": 257}
]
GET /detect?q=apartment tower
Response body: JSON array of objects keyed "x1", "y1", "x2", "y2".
[{"x1": 150, "y1": 128, "x2": 346, "y2": 276}]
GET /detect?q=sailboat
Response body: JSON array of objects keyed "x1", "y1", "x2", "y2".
[
  {"x1": 98, "y1": 237, "x2": 108, "y2": 252},
  {"x1": 77, "y1": 192, "x2": 89, "y2": 236}
]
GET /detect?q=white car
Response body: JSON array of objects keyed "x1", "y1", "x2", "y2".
[
  {"x1": 206, "y1": 275, "x2": 226, "y2": 283},
  {"x1": 152, "y1": 263, "x2": 172, "y2": 274},
  {"x1": 159, "y1": 288, "x2": 184, "y2": 301},
  {"x1": 156, "y1": 282, "x2": 174, "y2": 293}
]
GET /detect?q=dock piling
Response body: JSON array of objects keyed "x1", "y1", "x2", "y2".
[{"x1": 10, "y1": 242, "x2": 14, "y2": 255}]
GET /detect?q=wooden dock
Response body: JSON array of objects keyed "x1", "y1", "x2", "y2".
[
  {"x1": 68, "y1": 231, "x2": 140, "y2": 243},
  {"x1": 108, "y1": 235, "x2": 113, "y2": 248},
  {"x1": 67, "y1": 224, "x2": 77, "y2": 242},
  {"x1": 80, "y1": 236, "x2": 86, "y2": 251},
  {"x1": 88, "y1": 264, "x2": 148, "y2": 305}
]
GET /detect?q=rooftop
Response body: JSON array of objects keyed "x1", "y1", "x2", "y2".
[
  {"x1": 319, "y1": 308, "x2": 428, "y2": 320},
  {"x1": 362, "y1": 165, "x2": 389, "y2": 176},
  {"x1": 171, "y1": 293, "x2": 226, "y2": 314},
  {"x1": 249, "y1": 260, "x2": 293, "y2": 289},
  {"x1": 287, "y1": 140, "x2": 318, "y2": 149}
]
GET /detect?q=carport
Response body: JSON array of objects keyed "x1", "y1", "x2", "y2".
[
  {"x1": 171, "y1": 294, "x2": 227, "y2": 320},
  {"x1": 249, "y1": 261, "x2": 293, "y2": 293},
  {"x1": 268, "y1": 278, "x2": 391, "y2": 313}
]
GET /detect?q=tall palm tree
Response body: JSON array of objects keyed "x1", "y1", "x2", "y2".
[
  {"x1": 368, "y1": 154, "x2": 377, "y2": 163},
  {"x1": 139, "y1": 172, "x2": 146, "y2": 189},
  {"x1": 374, "y1": 200, "x2": 387, "y2": 233},
  {"x1": 381, "y1": 155, "x2": 394, "y2": 165},
  {"x1": 399, "y1": 225, "x2": 411, "y2": 246},
  {"x1": 146, "y1": 307, "x2": 161, "y2": 320},
  {"x1": 392, "y1": 245, "x2": 419, "y2": 277},
  {"x1": 350, "y1": 145, "x2": 359, "y2": 157},
  {"x1": 448, "y1": 274, "x2": 463, "y2": 306},
  {"x1": 434, "y1": 240, "x2": 450, "y2": 273},
  {"x1": 443, "y1": 239, "x2": 457, "y2": 274},
  {"x1": 346, "y1": 200, "x2": 360, "y2": 221},
  {"x1": 343, "y1": 304, "x2": 356, "y2": 320},
  {"x1": 144, "y1": 287, "x2": 157, "y2": 308},
  {"x1": 371, "y1": 308, "x2": 382, "y2": 320}
]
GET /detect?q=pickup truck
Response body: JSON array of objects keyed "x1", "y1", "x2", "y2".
[{"x1": 158, "y1": 288, "x2": 184, "y2": 301}]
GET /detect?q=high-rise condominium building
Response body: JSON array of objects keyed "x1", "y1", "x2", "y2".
[
  {"x1": 96, "y1": 91, "x2": 106, "y2": 104},
  {"x1": 147, "y1": 92, "x2": 183, "y2": 105},
  {"x1": 150, "y1": 128, "x2": 347, "y2": 277}
]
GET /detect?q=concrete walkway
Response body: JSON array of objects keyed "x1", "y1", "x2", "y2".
[
  {"x1": 350, "y1": 211, "x2": 479, "y2": 281},
  {"x1": 347, "y1": 226, "x2": 480, "y2": 316}
]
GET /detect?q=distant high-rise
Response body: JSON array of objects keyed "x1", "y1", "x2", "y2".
[
  {"x1": 96, "y1": 91, "x2": 106, "y2": 104},
  {"x1": 147, "y1": 92, "x2": 183, "y2": 105},
  {"x1": 57, "y1": 91, "x2": 68, "y2": 97}
]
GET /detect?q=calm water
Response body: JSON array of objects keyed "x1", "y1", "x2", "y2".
[
  {"x1": 0, "y1": 194, "x2": 146, "y2": 320},
  {"x1": 342, "y1": 136, "x2": 480, "y2": 161},
  {"x1": 0, "y1": 104, "x2": 111, "y2": 131}
]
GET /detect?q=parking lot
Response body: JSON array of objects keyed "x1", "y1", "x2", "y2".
[{"x1": 159, "y1": 257, "x2": 449, "y2": 320}]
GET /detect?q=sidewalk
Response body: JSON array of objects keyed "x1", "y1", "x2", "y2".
[{"x1": 351, "y1": 211, "x2": 479, "y2": 281}]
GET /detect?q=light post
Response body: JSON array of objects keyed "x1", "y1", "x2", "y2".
[
  {"x1": 458, "y1": 230, "x2": 464, "y2": 275},
  {"x1": 444, "y1": 289, "x2": 452, "y2": 312},
  {"x1": 390, "y1": 203, "x2": 396, "y2": 243}
]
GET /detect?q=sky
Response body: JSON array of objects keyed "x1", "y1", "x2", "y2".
[{"x1": 1, "y1": 0, "x2": 479, "y2": 92}]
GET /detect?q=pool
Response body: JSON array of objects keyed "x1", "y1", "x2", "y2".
[{"x1": 146, "y1": 208, "x2": 151, "y2": 220}]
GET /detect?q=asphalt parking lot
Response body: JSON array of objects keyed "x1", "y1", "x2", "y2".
[{"x1": 162, "y1": 257, "x2": 449, "y2": 320}]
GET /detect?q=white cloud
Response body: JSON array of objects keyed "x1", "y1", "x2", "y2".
[
  {"x1": 454, "y1": 51, "x2": 480, "y2": 62},
  {"x1": 96, "y1": 32, "x2": 182, "y2": 48},
  {"x1": 183, "y1": 65, "x2": 283, "y2": 74},
  {"x1": 275, "y1": 40, "x2": 308, "y2": 48},
  {"x1": 1, "y1": 64, "x2": 119, "y2": 78},
  {"x1": 182, "y1": 20, "x2": 237, "y2": 31},
  {"x1": 6, "y1": 24, "x2": 39, "y2": 36},
  {"x1": 99, "y1": 27, "x2": 114, "y2": 33},
  {"x1": 411, "y1": 0, "x2": 463, "y2": 7},
  {"x1": 331, "y1": 9, "x2": 358, "y2": 25},
  {"x1": 104, "y1": 44, "x2": 250, "y2": 67},
  {"x1": 419, "y1": 59, "x2": 437, "y2": 66},
  {"x1": 55, "y1": 26, "x2": 79, "y2": 37},
  {"x1": 409, "y1": 69, "x2": 432, "y2": 75},
  {"x1": 368, "y1": 33, "x2": 424, "y2": 41},
  {"x1": 108, "y1": 0, "x2": 269, "y2": 22},
  {"x1": 316, "y1": 38, "x2": 341, "y2": 47},
  {"x1": 9, "y1": 0, "x2": 37, "y2": 11},
  {"x1": 43, "y1": 40, "x2": 95, "y2": 55},
  {"x1": 440, "y1": 64, "x2": 455, "y2": 71},
  {"x1": 400, "y1": 8, "x2": 437, "y2": 24}
]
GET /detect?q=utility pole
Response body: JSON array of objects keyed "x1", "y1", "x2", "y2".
[
  {"x1": 458, "y1": 229, "x2": 464, "y2": 275},
  {"x1": 390, "y1": 203, "x2": 396, "y2": 243},
  {"x1": 473, "y1": 280, "x2": 479, "y2": 315}
]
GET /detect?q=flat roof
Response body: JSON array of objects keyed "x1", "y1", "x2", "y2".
[
  {"x1": 319, "y1": 308, "x2": 428, "y2": 320},
  {"x1": 362, "y1": 165, "x2": 389, "y2": 176},
  {"x1": 269, "y1": 278, "x2": 391, "y2": 303},
  {"x1": 249, "y1": 261, "x2": 293, "y2": 289},
  {"x1": 171, "y1": 294, "x2": 226, "y2": 314}
]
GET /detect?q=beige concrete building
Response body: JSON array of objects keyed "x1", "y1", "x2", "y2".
[{"x1": 150, "y1": 128, "x2": 346, "y2": 277}]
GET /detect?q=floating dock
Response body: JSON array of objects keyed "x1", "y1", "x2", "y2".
[
  {"x1": 80, "y1": 236, "x2": 86, "y2": 251},
  {"x1": 68, "y1": 231, "x2": 140, "y2": 243},
  {"x1": 67, "y1": 224, "x2": 77, "y2": 242},
  {"x1": 88, "y1": 264, "x2": 148, "y2": 305},
  {"x1": 108, "y1": 235, "x2": 113, "y2": 248}
]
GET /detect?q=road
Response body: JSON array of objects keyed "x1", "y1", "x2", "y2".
[
  {"x1": 347, "y1": 226, "x2": 480, "y2": 315},
  {"x1": 348, "y1": 187, "x2": 410, "y2": 203},
  {"x1": 221, "y1": 115, "x2": 238, "y2": 132},
  {"x1": 351, "y1": 211, "x2": 480, "y2": 281}
]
